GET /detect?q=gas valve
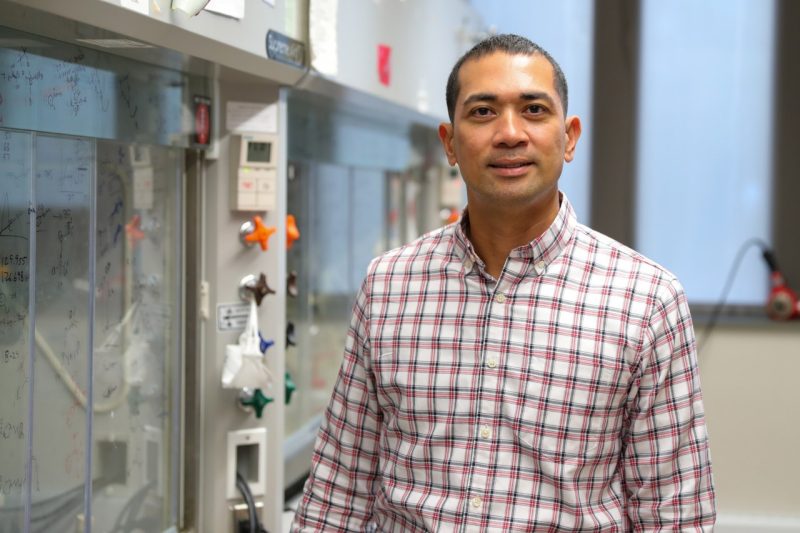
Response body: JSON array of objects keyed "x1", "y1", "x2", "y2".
[
  {"x1": 238, "y1": 388, "x2": 273, "y2": 418},
  {"x1": 239, "y1": 273, "x2": 276, "y2": 306},
  {"x1": 285, "y1": 372, "x2": 297, "y2": 404},
  {"x1": 239, "y1": 215, "x2": 277, "y2": 251},
  {"x1": 286, "y1": 214, "x2": 301, "y2": 249}
]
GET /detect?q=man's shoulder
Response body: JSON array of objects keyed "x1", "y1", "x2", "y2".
[
  {"x1": 572, "y1": 223, "x2": 685, "y2": 298},
  {"x1": 367, "y1": 224, "x2": 456, "y2": 278}
]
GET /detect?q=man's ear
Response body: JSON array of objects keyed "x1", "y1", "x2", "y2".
[
  {"x1": 438, "y1": 122, "x2": 457, "y2": 166},
  {"x1": 563, "y1": 115, "x2": 582, "y2": 163}
]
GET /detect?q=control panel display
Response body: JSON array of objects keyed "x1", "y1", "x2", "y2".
[{"x1": 247, "y1": 142, "x2": 272, "y2": 163}]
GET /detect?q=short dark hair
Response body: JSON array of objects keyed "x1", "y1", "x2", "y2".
[{"x1": 445, "y1": 34, "x2": 569, "y2": 122}]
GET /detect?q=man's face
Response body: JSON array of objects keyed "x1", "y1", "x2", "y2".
[{"x1": 439, "y1": 52, "x2": 581, "y2": 211}]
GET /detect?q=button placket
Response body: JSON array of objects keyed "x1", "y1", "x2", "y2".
[{"x1": 471, "y1": 280, "x2": 505, "y2": 522}]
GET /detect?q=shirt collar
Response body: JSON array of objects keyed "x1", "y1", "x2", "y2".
[{"x1": 453, "y1": 192, "x2": 577, "y2": 273}]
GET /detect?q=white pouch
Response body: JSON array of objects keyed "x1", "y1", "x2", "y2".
[{"x1": 221, "y1": 299, "x2": 273, "y2": 389}]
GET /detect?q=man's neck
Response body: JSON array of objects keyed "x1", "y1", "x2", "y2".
[{"x1": 465, "y1": 192, "x2": 560, "y2": 279}]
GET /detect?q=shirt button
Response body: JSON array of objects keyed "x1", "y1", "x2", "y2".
[
  {"x1": 480, "y1": 426, "x2": 492, "y2": 439},
  {"x1": 535, "y1": 261, "x2": 546, "y2": 272},
  {"x1": 464, "y1": 259, "x2": 473, "y2": 271},
  {"x1": 495, "y1": 293, "x2": 506, "y2": 303},
  {"x1": 470, "y1": 496, "x2": 482, "y2": 508},
  {"x1": 486, "y1": 357, "x2": 498, "y2": 368}
]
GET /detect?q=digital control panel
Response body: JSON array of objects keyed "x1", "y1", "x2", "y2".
[{"x1": 230, "y1": 134, "x2": 278, "y2": 211}]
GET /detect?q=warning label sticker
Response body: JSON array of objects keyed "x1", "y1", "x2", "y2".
[{"x1": 217, "y1": 303, "x2": 250, "y2": 331}]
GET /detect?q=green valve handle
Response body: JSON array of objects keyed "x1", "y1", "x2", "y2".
[
  {"x1": 239, "y1": 388, "x2": 274, "y2": 418},
  {"x1": 285, "y1": 371, "x2": 297, "y2": 404}
]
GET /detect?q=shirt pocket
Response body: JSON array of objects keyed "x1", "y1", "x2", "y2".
[{"x1": 512, "y1": 350, "x2": 628, "y2": 465}]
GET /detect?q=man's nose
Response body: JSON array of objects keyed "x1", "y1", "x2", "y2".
[{"x1": 493, "y1": 112, "x2": 527, "y2": 148}]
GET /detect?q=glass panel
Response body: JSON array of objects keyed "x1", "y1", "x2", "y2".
[
  {"x1": 0, "y1": 25, "x2": 200, "y2": 148},
  {"x1": 287, "y1": 93, "x2": 412, "y2": 171},
  {"x1": 286, "y1": 163, "x2": 353, "y2": 437},
  {"x1": 312, "y1": 163, "x2": 350, "y2": 296},
  {"x1": 285, "y1": 162, "x2": 309, "y2": 438},
  {"x1": 636, "y1": 0, "x2": 776, "y2": 303},
  {"x1": 31, "y1": 133, "x2": 93, "y2": 532},
  {"x1": 0, "y1": 128, "x2": 32, "y2": 533},
  {"x1": 285, "y1": 94, "x2": 445, "y2": 489},
  {"x1": 0, "y1": 134, "x2": 182, "y2": 532},
  {"x1": 286, "y1": 163, "x2": 390, "y2": 436},
  {"x1": 386, "y1": 172, "x2": 403, "y2": 251},
  {"x1": 91, "y1": 141, "x2": 182, "y2": 532},
  {"x1": 0, "y1": 28, "x2": 187, "y2": 531},
  {"x1": 350, "y1": 168, "x2": 386, "y2": 291}
]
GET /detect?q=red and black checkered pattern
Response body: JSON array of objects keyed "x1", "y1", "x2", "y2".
[{"x1": 293, "y1": 195, "x2": 715, "y2": 532}]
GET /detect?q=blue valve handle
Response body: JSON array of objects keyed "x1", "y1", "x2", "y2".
[{"x1": 259, "y1": 333, "x2": 275, "y2": 354}]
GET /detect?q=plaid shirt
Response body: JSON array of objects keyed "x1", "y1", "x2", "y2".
[{"x1": 293, "y1": 195, "x2": 715, "y2": 532}]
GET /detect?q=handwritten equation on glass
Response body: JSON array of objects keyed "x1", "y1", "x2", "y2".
[
  {"x1": 0, "y1": 130, "x2": 178, "y2": 511},
  {"x1": 0, "y1": 33, "x2": 187, "y2": 144}
]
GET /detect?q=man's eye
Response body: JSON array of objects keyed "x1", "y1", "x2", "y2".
[
  {"x1": 472, "y1": 107, "x2": 492, "y2": 117},
  {"x1": 527, "y1": 104, "x2": 545, "y2": 114}
]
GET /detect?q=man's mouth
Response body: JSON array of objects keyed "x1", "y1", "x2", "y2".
[
  {"x1": 489, "y1": 161, "x2": 531, "y2": 168},
  {"x1": 488, "y1": 159, "x2": 534, "y2": 176},
  {"x1": 486, "y1": 160, "x2": 533, "y2": 178}
]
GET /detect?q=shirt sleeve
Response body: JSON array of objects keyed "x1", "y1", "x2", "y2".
[
  {"x1": 291, "y1": 274, "x2": 382, "y2": 532},
  {"x1": 621, "y1": 278, "x2": 716, "y2": 531}
]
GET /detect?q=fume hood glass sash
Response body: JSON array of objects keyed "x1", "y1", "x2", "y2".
[
  {"x1": 0, "y1": 130, "x2": 184, "y2": 532},
  {"x1": 0, "y1": 25, "x2": 202, "y2": 148}
]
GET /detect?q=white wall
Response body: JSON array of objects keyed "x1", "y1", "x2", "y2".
[
  {"x1": 698, "y1": 325, "x2": 800, "y2": 530},
  {"x1": 312, "y1": 0, "x2": 484, "y2": 121}
]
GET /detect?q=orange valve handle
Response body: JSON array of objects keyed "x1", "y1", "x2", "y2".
[
  {"x1": 446, "y1": 209, "x2": 460, "y2": 225},
  {"x1": 286, "y1": 214, "x2": 301, "y2": 249},
  {"x1": 125, "y1": 214, "x2": 146, "y2": 245},
  {"x1": 242, "y1": 215, "x2": 277, "y2": 251}
]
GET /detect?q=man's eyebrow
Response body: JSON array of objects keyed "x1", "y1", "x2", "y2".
[
  {"x1": 462, "y1": 93, "x2": 497, "y2": 106},
  {"x1": 521, "y1": 92, "x2": 557, "y2": 108},
  {"x1": 461, "y1": 91, "x2": 558, "y2": 108}
]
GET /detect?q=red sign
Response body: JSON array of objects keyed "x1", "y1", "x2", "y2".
[
  {"x1": 378, "y1": 44, "x2": 391, "y2": 87},
  {"x1": 194, "y1": 95, "x2": 211, "y2": 145}
]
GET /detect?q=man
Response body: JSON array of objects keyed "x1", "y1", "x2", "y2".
[{"x1": 293, "y1": 34, "x2": 715, "y2": 531}]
